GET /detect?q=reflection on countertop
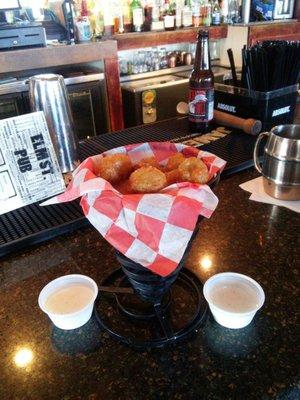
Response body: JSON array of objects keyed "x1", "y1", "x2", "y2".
[{"x1": 0, "y1": 169, "x2": 299, "y2": 400}]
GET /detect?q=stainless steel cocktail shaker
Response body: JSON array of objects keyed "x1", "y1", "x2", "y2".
[{"x1": 29, "y1": 74, "x2": 79, "y2": 173}]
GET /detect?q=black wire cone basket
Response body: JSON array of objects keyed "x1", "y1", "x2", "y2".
[
  {"x1": 116, "y1": 173, "x2": 219, "y2": 303},
  {"x1": 115, "y1": 225, "x2": 199, "y2": 304},
  {"x1": 94, "y1": 173, "x2": 220, "y2": 349}
]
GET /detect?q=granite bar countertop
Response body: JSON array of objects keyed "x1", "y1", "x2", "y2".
[{"x1": 0, "y1": 169, "x2": 299, "y2": 400}]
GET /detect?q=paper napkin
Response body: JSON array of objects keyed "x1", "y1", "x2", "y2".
[{"x1": 239, "y1": 176, "x2": 300, "y2": 213}]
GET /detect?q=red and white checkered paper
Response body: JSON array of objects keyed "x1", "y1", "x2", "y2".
[{"x1": 42, "y1": 142, "x2": 226, "y2": 277}]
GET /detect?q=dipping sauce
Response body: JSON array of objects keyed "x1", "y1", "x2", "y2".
[
  {"x1": 208, "y1": 280, "x2": 260, "y2": 313},
  {"x1": 45, "y1": 284, "x2": 94, "y2": 314}
]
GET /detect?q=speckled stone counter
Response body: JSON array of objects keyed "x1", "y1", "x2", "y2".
[{"x1": 0, "y1": 169, "x2": 299, "y2": 400}]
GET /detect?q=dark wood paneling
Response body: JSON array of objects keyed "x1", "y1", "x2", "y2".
[
  {"x1": 248, "y1": 21, "x2": 300, "y2": 46},
  {"x1": 113, "y1": 25, "x2": 228, "y2": 51},
  {"x1": 104, "y1": 57, "x2": 124, "y2": 131}
]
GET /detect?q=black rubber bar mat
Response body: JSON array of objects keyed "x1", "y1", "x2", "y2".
[{"x1": 0, "y1": 117, "x2": 259, "y2": 258}]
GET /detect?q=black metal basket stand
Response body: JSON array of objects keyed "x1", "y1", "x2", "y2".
[{"x1": 94, "y1": 175, "x2": 219, "y2": 349}]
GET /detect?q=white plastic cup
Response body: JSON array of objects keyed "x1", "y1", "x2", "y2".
[
  {"x1": 203, "y1": 272, "x2": 265, "y2": 329},
  {"x1": 38, "y1": 274, "x2": 98, "y2": 330}
]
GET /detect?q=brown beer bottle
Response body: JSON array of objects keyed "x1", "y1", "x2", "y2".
[{"x1": 188, "y1": 30, "x2": 214, "y2": 133}]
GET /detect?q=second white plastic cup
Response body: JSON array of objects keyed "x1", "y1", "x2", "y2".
[
  {"x1": 38, "y1": 274, "x2": 98, "y2": 330},
  {"x1": 203, "y1": 272, "x2": 265, "y2": 329}
]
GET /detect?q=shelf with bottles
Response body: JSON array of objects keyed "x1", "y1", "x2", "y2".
[
  {"x1": 105, "y1": 1, "x2": 227, "y2": 38},
  {"x1": 63, "y1": 1, "x2": 299, "y2": 49},
  {"x1": 118, "y1": 40, "x2": 221, "y2": 78},
  {"x1": 63, "y1": 1, "x2": 227, "y2": 46}
]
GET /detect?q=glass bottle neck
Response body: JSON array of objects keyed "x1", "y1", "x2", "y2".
[
  {"x1": 131, "y1": 0, "x2": 141, "y2": 6},
  {"x1": 194, "y1": 36, "x2": 211, "y2": 70}
]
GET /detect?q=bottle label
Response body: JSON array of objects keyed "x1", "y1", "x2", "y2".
[
  {"x1": 212, "y1": 12, "x2": 220, "y2": 25},
  {"x1": 175, "y1": 7, "x2": 182, "y2": 27},
  {"x1": 164, "y1": 15, "x2": 175, "y2": 28},
  {"x1": 188, "y1": 88, "x2": 214, "y2": 122},
  {"x1": 133, "y1": 8, "x2": 143, "y2": 28},
  {"x1": 76, "y1": 18, "x2": 92, "y2": 42},
  {"x1": 182, "y1": 10, "x2": 193, "y2": 27}
]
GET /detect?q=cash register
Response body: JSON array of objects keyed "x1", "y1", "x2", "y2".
[{"x1": 0, "y1": 0, "x2": 46, "y2": 50}]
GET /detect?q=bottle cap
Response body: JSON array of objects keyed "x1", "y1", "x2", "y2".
[{"x1": 198, "y1": 30, "x2": 209, "y2": 38}]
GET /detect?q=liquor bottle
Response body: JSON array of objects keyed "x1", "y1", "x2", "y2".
[
  {"x1": 130, "y1": 0, "x2": 144, "y2": 32},
  {"x1": 75, "y1": 0, "x2": 92, "y2": 41},
  {"x1": 182, "y1": 0, "x2": 192, "y2": 27},
  {"x1": 88, "y1": 0, "x2": 96, "y2": 35},
  {"x1": 151, "y1": 0, "x2": 164, "y2": 30},
  {"x1": 122, "y1": 1, "x2": 131, "y2": 32},
  {"x1": 81, "y1": 0, "x2": 89, "y2": 17},
  {"x1": 103, "y1": 3, "x2": 114, "y2": 35},
  {"x1": 220, "y1": 0, "x2": 228, "y2": 23},
  {"x1": 95, "y1": 10, "x2": 104, "y2": 37},
  {"x1": 192, "y1": 0, "x2": 201, "y2": 27},
  {"x1": 62, "y1": 0, "x2": 76, "y2": 43},
  {"x1": 114, "y1": 12, "x2": 125, "y2": 33},
  {"x1": 88, "y1": 0, "x2": 105, "y2": 37},
  {"x1": 211, "y1": 0, "x2": 221, "y2": 25},
  {"x1": 114, "y1": 1, "x2": 125, "y2": 34},
  {"x1": 200, "y1": 0, "x2": 205, "y2": 24},
  {"x1": 188, "y1": 30, "x2": 214, "y2": 133},
  {"x1": 198, "y1": 0, "x2": 204, "y2": 25},
  {"x1": 203, "y1": 0, "x2": 212, "y2": 26},
  {"x1": 163, "y1": 1, "x2": 175, "y2": 31},
  {"x1": 175, "y1": 0, "x2": 184, "y2": 28},
  {"x1": 144, "y1": 1, "x2": 153, "y2": 31},
  {"x1": 228, "y1": 0, "x2": 239, "y2": 23}
]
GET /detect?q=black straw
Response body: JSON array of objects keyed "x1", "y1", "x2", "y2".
[{"x1": 227, "y1": 48, "x2": 238, "y2": 87}]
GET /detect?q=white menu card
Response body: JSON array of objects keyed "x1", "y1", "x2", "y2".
[{"x1": 0, "y1": 111, "x2": 65, "y2": 215}]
